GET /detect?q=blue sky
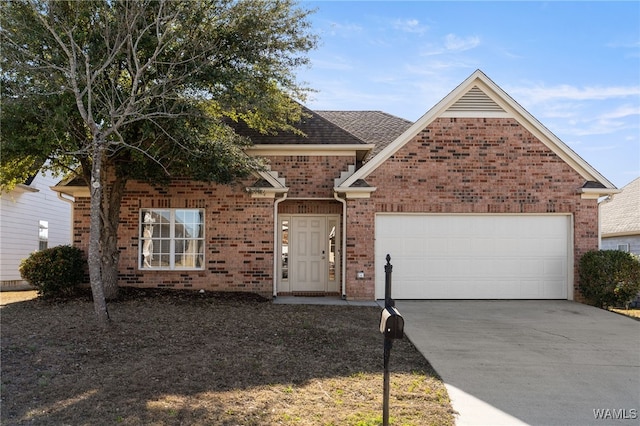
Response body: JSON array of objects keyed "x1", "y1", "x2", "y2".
[{"x1": 296, "y1": 1, "x2": 640, "y2": 189}]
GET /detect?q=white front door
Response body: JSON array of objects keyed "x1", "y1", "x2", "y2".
[
  {"x1": 278, "y1": 215, "x2": 340, "y2": 294},
  {"x1": 291, "y1": 216, "x2": 326, "y2": 292}
]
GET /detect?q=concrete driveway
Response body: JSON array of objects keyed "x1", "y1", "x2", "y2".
[{"x1": 395, "y1": 300, "x2": 640, "y2": 426}]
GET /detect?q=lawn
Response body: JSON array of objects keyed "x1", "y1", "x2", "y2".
[{"x1": 1, "y1": 289, "x2": 455, "y2": 425}]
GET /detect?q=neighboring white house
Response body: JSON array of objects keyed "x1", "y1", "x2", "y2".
[
  {"x1": 0, "y1": 170, "x2": 72, "y2": 290},
  {"x1": 600, "y1": 176, "x2": 640, "y2": 255}
]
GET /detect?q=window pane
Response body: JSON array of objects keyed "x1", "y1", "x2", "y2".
[
  {"x1": 141, "y1": 208, "x2": 204, "y2": 270},
  {"x1": 38, "y1": 220, "x2": 49, "y2": 251},
  {"x1": 281, "y1": 220, "x2": 289, "y2": 279},
  {"x1": 141, "y1": 210, "x2": 156, "y2": 268},
  {"x1": 328, "y1": 221, "x2": 336, "y2": 281},
  {"x1": 38, "y1": 220, "x2": 49, "y2": 241}
]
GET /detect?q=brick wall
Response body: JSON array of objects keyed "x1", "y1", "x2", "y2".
[
  {"x1": 343, "y1": 118, "x2": 599, "y2": 300},
  {"x1": 71, "y1": 120, "x2": 599, "y2": 300},
  {"x1": 265, "y1": 155, "x2": 353, "y2": 198},
  {"x1": 72, "y1": 154, "x2": 356, "y2": 296},
  {"x1": 73, "y1": 178, "x2": 275, "y2": 296}
]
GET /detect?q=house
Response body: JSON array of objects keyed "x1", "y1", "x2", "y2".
[
  {"x1": 600, "y1": 177, "x2": 640, "y2": 255},
  {"x1": 53, "y1": 70, "x2": 618, "y2": 301},
  {"x1": 1, "y1": 169, "x2": 72, "y2": 290}
]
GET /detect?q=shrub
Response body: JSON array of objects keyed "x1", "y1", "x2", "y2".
[
  {"x1": 19, "y1": 245, "x2": 86, "y2": 298},
  {"x1": 578, "y1": 250, "x2": 640, "y2": 308}
]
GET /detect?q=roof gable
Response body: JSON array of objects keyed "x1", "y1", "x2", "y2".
[
  {"x1": 338, "y1": 70, "x2": 617, "y2": 195},
  {"x1": 443, "y1": 85, "x2": 506, "y2": 115}
]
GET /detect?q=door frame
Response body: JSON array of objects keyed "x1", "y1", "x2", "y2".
[{"x1": 276, "y1": 214, "x2": 341, "y2": 295}]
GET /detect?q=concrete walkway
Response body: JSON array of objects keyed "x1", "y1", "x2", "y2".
[
  {"x1": 272, "y1": 295, "x2": 380, "y2": 307},
  {"x1": 396, "y1": 300, "x2": 640, "y2": 426}
]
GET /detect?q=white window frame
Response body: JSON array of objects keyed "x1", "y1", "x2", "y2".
[
  {"x1": 139, "y1": 208, "x2": 205, "y2": 270},
  {"x1": 38, "y1": 220, "x2": 49, "y2": 251},
  {"x1": 617, "y1": 243, "x2": 630, "y2": 252}
]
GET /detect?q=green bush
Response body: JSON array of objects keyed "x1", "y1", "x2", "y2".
[
  {"x1": 19, "y1": 245, "x2": 86, "y2": 298},
  {"x1": 578, "y1": 250, "x2": 640, "y2": 308}
]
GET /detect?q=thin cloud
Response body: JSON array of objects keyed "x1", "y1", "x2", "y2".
[
  {"x1": 599, "y1": 104, "x2": 640, "y2": 120},
  {"x1": 326, "y1": 21, "x2": 363, "y2": 37},
  {"x1": 444, "y1": 34, "x2": 480, "y2": 51},
  {"x1": 392, "y1": 18, "x2": 428, "y2": 35},
  {"x1": 549, "y1": 114, "x2": 636, "y2": 138},
  {"x1": 510, "y1": 84, "x2": 640, "y2": 104},
  {"x1": 310, "y1": 56, "x2": 354, "y2": 71}
]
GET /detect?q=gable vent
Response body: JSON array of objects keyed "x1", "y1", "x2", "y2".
[{"x1": 446, "y1": 86, "x2": 506, "y2": 114}]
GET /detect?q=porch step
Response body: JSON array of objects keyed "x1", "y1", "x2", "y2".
[{"x1": 273, "y1": 295, "x2": 380, "y2": 307}]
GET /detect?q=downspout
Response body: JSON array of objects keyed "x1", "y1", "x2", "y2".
[
  {"x1": 334, "y1": 192, "x2": 347, "y2": 299},
  {"x1": 273, "y1": 192, "x2": 288, "y2": 298},
  {"x1": 597, "y1": 195, "x2": 613, "y2": 249},
  {"x1": 56, "y1": 191, "x2": 76, "y2": 245}
]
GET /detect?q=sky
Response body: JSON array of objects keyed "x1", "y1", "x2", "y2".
[{"x1": 296, "y1": 1, "x2": 640, "y2": 189}]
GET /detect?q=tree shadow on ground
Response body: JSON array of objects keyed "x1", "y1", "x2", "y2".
[{"x1": 1, "y1": 289, "x2": 453, "y2": 425}]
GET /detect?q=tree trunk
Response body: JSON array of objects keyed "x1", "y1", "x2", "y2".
[
  {"x1": 88, "y1": 140, "x2": 110, "y2": 325},
  {"x1": 101, "y1": 172, "x2": 126, "y2": 300}
]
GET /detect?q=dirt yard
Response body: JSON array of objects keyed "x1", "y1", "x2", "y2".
[{"x1": 1, "y1": 289, "x2": 455, "y2": 425}]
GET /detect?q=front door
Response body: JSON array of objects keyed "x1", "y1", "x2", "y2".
[
  {"x1": 292, "y1": 216, "x2": 326, "y2": 292},
  {"x1": 279, "y1": 215, "x2": 340, "y2": 294}
]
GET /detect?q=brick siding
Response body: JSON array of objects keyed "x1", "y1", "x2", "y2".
[
  {"x1": 71, "y1": 118, "x2": 599, "y2": 300},
  {"x1": 343, "y1": 118, "x2": 599, "y2": 300},
  {"x1": 72, "y1": 156, "x2": 353, "y2": 296}
]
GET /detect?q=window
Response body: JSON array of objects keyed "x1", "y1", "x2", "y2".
[
  {"x1": 617, "y1": 243, "x2": 630, "y2": 252},
  {"x1": 281, "y1": 220, "x2": 289, "y2": 279},
  {"x1": 328, "y1": 219, "x2": 337, "y2": 281},
  {"x1": 140, "y1": 209, "x2": 204, "y2": 270},
  {"x1": 38, "y1": 220, "x2": 48, "y2": 251}
]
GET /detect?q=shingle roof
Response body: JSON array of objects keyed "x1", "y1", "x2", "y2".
[
  {"x1": 227, "y1": 109, "x2": 413, "y2": 160},
  {"x1": 226, "y1": 105, "x2": 368, "y2": 146},
  {"x1": 601, "y1": 177, "x2": 640, "y2": 236},
  {"x1": 316, "y1": 110, "x2": 413, "y2": 158}
]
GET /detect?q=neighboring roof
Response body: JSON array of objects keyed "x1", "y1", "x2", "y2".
[
  {"x1": 601, "y1": 177, "x2": 640, "y2": 237},
  {"x1": 50, "y1": 174, "x2": 89, "y2": 197},
  {"x1": 315, "y1": 111, "x2": 413, "y2": 158},
  {"x1": 227, "y1": 105, "x2": 367, "y2": 146},
  {"x1": 337, "y1": 69, "x2": 618, "y2": 197}
]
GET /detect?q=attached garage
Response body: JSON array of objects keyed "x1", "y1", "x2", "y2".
[{"x1": 375, "y1": 214, "x2": 572, "y2": 300}]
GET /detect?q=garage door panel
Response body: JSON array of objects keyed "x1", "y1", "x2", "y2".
[
  {"x1": 544, "y1": 280, "x2": 566, "y2": 298},
  {"x1": 544, "y1": 259, "x2": 566, "y2": 277},
  {"x1": 403, "y1": 238, "x2": 427, "y2": 254},
  {"x1": 471, "y1": 238, "x2": 495, "y2": 254},
  {"x1": 375, "y1": 215, "x2": 570, "y2": 299},
  {"x1": 518, "y1": 280, "x2": 544, "y2": 299}
]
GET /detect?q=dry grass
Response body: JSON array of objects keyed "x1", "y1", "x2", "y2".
[
  {"x1": 609, "y1": 307, "x2": 640, "y2": 320},
  {"x1": 1, "y1": 289, "x2": 454, "y2": 425},
  {"x1": 0, "y1": 290, "x2": 38, "y2": 305}
]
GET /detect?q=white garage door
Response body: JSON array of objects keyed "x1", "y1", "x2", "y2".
[{"x1": 375, "y1": 215, "x2": 571, "y2": 299}]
